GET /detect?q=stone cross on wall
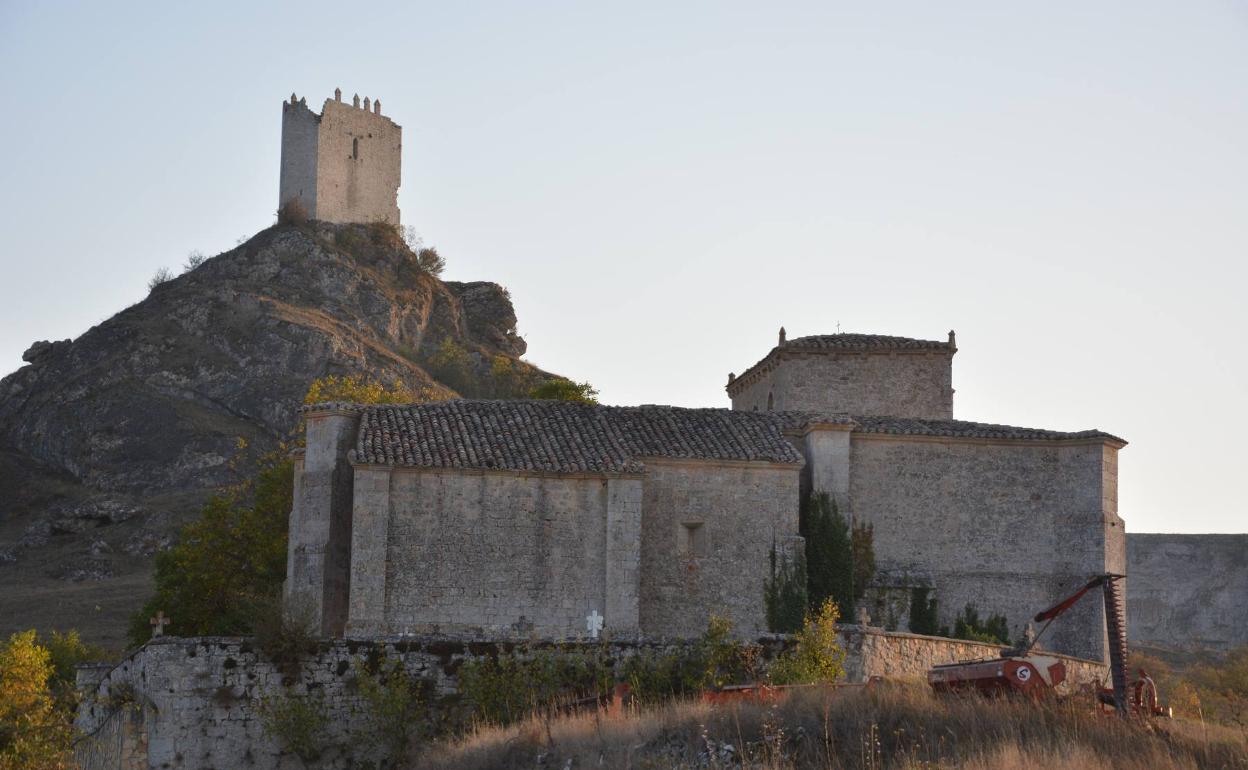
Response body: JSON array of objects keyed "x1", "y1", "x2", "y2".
[
  {"x1": 149, "y1": 611, "x2": 170, "y2": 638},
  {"x1": 586, "y1": 610, "x2": 604, "y2": 639}
]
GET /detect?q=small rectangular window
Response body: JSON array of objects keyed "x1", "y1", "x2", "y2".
[{"x1": 680, "y1": 522, "x2": 706, "y2": 558}]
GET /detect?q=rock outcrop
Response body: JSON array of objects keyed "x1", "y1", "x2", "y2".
[{"x1": 0, "y1": 222, "x2": 552, "y2": 646}]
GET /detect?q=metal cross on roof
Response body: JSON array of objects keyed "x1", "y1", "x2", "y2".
[
  {"x1": 586, "y1": 610, "x2": 604, "y2": 640},
  {"x1": 149, "y1": 611, "x2": 170, "y2": 638}
]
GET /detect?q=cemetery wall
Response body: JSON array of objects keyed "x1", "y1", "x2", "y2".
[{"x1": 75, "y1": 630, "x2": 1107, "y2": 770}]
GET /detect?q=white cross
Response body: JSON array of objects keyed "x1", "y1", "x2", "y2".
[
  {"x1": 586, "y1": 610, "x2": 604, "y2": 639},
  {"x1": 149, "y1": 611, "x2": 170, "y2": 638}
]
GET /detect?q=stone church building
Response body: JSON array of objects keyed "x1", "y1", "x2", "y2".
[{"x1": 288, "y1": 330, "x2": 1126, "y2": 662}]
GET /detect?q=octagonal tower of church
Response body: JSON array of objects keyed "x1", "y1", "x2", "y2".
[
  {"x1": 279, "y1": 89, "x2": 402, "y2": 225},
  {"x1": 726, "y1": 329, "x2": 957, "y2": 418}
]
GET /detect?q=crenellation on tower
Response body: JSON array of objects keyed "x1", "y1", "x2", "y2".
[{"x1": 278, "y1": 89, "x2": 402, "y2": 225}]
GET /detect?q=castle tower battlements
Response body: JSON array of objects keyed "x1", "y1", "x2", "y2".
[{"x1": 279, "y1": 90, "x2": 402, "y2": 225}]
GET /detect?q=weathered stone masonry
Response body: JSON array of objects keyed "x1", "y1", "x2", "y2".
[
  {"x1": 287, "y1": 401, "x2": 807, "y2": 643},
  {"x1": 280, "y1": 90, "x2": 402, "y2": 225},
  {"x1": 75, "y1": 631, "x2": 1108, "y2": 770}
]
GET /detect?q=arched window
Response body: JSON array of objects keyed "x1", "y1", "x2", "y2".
[
  {"x1": 352, "y1": 137, "x2": 359, "y2": 160},
  {"x1": 767, "y1": 392, "x2": 774, "y2": 411}
]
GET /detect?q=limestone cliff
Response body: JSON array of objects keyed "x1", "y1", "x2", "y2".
[{"x1": 0, "y1": 222, "x2": 551, "y2": 646}]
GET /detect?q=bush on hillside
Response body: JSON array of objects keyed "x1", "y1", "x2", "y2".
[
  {"x1": 529, "y1": 377, "x2": 599, "y2": 404},
  {"x1": 277, "y1": 199, "x2": 309, "y2": 226},
  {"x1": 147, "y1": 266, "x2": 174, "y2": 292},
  {"x1": 303, "y1": 374, "x2": 415, "y2": 405}
]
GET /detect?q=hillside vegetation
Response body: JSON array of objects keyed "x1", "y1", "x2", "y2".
[{"x1": 416, "y1": 683, "x2": 1248, "y2": 770}]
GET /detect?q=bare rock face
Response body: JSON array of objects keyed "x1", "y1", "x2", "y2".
[
  {"x1": 0, "y1": 222, "x2": 550, "y2": 646},
  {"x1": 1127, "y1": 533, "x2": 1248, "y2": 653}
]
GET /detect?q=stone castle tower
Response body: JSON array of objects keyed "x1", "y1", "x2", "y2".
[{"x1": 279, "y1": 89, "x2": 402, "y2": 225}]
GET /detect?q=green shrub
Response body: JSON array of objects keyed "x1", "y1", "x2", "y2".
[
  {"x1": 425, "y1": 338, "x2": 478, "y2": 396},
  {"x1": 304, "y1": 374, "x2": 414, "y2": 405},
  {"x1": 622, "y1": 617, "x2": 759, "y2": 703},
  {"x1": 951, "y1": 604, "x2": 1011, "y2": 645},
  {"x1": 488, "y1": 355, "x2": 543, "y2": 399},
  {"x1": 251, "y1": 594, "x2": 319, "y2": 674},
  {"x1": 352, "y1": 658, "x2": 429, "y2": 768},
  {"x1": 529, "y1": 377, "x2": 599, "y2": 403},
  {"x1": 768, "y1": 598, "x2": 846, "y2": 685},
  {"x1": 908, "y1": 586, "x2": 941, "y2": 636},
  {"x1": 457, "y1": 645, "x2": 614, "y2": 726},
  {"x1": 257, "y1": 691, "x2": 329, "y2": 763}
]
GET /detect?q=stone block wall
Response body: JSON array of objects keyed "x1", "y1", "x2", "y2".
[
  {"x1": 75, "y1": 631, "x2": 1107, "y2": 770},
  {"x1": 730, "y1": 350, "x2": 954, "y2": 419},
  {"x1": 285, "y1": 411, "x2": 358, "y2": 636},
  {"x1": 350, "y1": 466, "x2": 643, "y2": 640},
  {"x1": 315, "y1": 100, "x2": 401, "y2": 226},
  {"x1": 847, "y1": 435, "x2": 1125, "y2": 662},
  {"x1": 638, "y1": 459, "x2": 801, "y2": 638},
  {"x1": 1127, "y1": 533, "x2": 1248, "y2": 651},
  {"x1": 279, "y1": 99, "x2": 319, "y2": 217}
]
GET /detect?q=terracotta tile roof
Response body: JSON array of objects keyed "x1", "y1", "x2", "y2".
[
  {"x1": 346, "y1": 400, "x2": 807, "y2": 473},
  {"x1": 784, "y1": 334, "x2": 953, "y2": 351},
  {"x1": 851, "y1": 415, "x2": 1125, "y2": 444}
]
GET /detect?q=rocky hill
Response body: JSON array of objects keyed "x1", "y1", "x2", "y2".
[{"x1": 0, "y1": 221, "x2": 554, "y2": 648}]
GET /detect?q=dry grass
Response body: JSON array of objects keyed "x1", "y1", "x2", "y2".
[{"x1": 412, "y1": 683, "x2": 1248, "y2": 770}]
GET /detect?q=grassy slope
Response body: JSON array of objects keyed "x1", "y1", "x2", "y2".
[{"x1": 414, "y1": 683, "x2": 1248, "y2": 770}]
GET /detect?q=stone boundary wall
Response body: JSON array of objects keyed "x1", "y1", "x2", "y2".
[
  {"x1": 840, "y1": 626, "x2": 1108, "y2": 692},
  {"x1": 75, "y1": 629, "x2": 1107, "y2": 770}
]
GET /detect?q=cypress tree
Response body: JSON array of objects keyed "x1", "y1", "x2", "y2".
[{"x1": 800, "y1": 491, "x2": 855, "y2": 618}]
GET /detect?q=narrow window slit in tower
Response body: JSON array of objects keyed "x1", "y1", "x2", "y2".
[
  {"x1": 680, "y1": 522, "x2": 706, "y2": 558},
  {"x1": 353, "y1": 138, "x2": 359, "y2": 160}
]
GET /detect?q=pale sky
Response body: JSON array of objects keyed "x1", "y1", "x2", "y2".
[{"x1": 1, "y1": 1, "x2": 1245, "y2": 534}]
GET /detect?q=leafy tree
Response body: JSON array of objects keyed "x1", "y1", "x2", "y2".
[
  {"x1": 529, "y1": 377, "x2": 599, "y2": 404},
  {"x1": 0, "y1": 631, "x2": 74, "y2": 770},
  {"x1": 128, "y1": 451, "x2": 293, "y2": 645},
  {"x1": 38, "y1": 631, "x2": 109, "y2": 709},
  {"x1": 303, "y1": 374, "x2": 414, "y2": 405},
  {"x1": 769, "y1": 598, "x2": 847, "y2": 685},
  {"x1": 764, "y1": 539, "x2": 807, "y2": 633},
  {"x1": 801, "y1": 492, "x2": 853, "y2": 618}
]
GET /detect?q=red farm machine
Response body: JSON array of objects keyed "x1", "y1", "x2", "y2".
[{"x1": 928, "y1": 573, "x2": 1170, "y2": 718}]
